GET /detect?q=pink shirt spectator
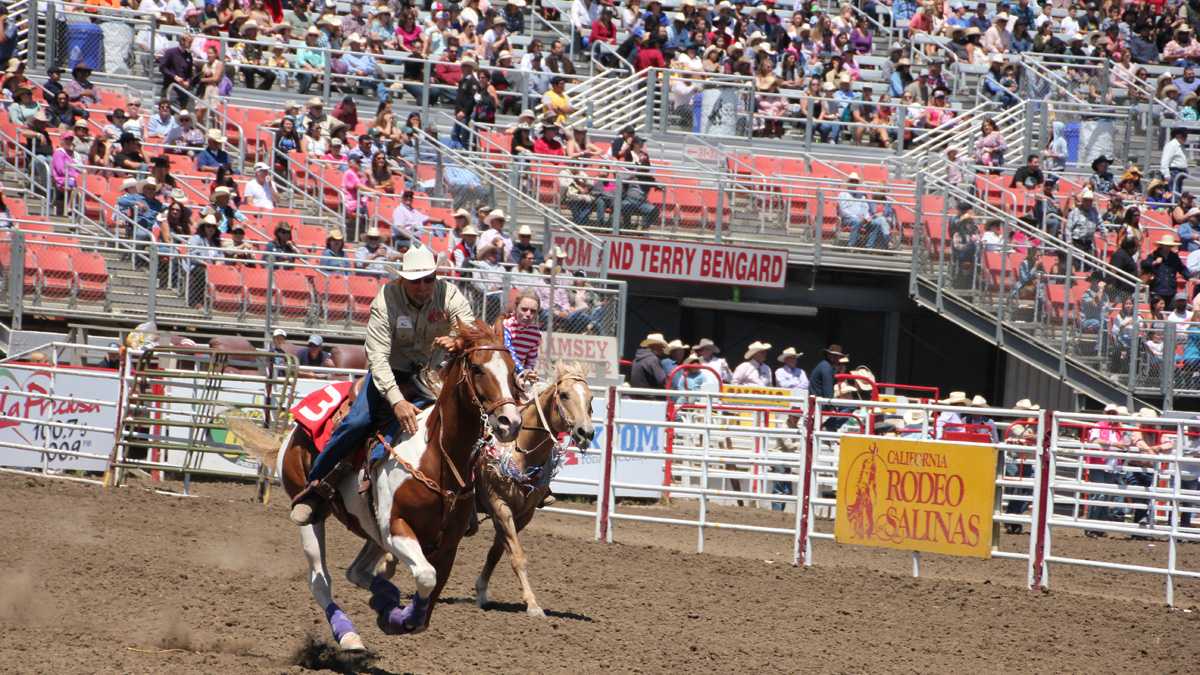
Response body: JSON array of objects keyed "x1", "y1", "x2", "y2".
[
  {"x1": 342, "y1": 166, "x2": 364, "y2": 211},
  {"x1": 51, "y1": 147, "x2": 80, "y2": 190}
]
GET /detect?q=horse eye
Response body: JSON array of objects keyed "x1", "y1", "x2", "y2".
[
  {"x1": 558, "y1": 391, "x2": 569, "y2": 399},
  {"x1": 469, "y1": 364, "x2": 483, "y2": 375}
]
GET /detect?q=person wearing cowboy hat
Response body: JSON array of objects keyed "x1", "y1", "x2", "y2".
[
  {"x1": 63, "y1": 63, "x2": 98, "y2": 105},
  {"x1": 1161, "y1": 127, "x2": 1190, "y2": 197},
  {"x1": 662, "y1": 339, "x2": 691, "y2": 387},
  {"x1": 1126, "y1": 407, "x2": 1171, "y2": 536},
  {"x1": 356, "y1": 226, "x2": 400, "y2": 274},
  {"x1": 631, "y1": 333, "x2": 670, "y2": 389},
  {"x1": 732, "y1": 341, "x2": 773, "y2": 386},
  {"x1": 1142, "y1": 232, "x2": 1190, "y2": 307},
  {"x1": 509, "y1": 223, "x2": 540, "y2": 265},
  {"x1": 809, "y1": 344, "x2": 849, "y2": 402},
  {"x1": 934, "y1": 391, "x2": 971, "y2": 439},
  {"x1": 195, "y1": 128, "x2": 231, "y2": 173},
  {"x1": 774, "y1": 347, "x2": 809, "y2": 397},
  {"x1": 693, "y1": 338, "x2": 732, "y2": 383},
  {"x1": 318, "y1": 227, "x2": 351, "y2": 274},
  {"x1": 1087, "y1": 155, "x2": 1116, "y2": 195},
  {"x1": 478, "y1": 208, "x2": 514, "y2": 260},
  {"x1": 1001, "y1": 398, "x2": 1041, "y2": 533},
  {"x1": 1082, "y1": 403, "x2": 1134, "y2": 537},
  {"x1": 291, "y1": 244, "x2": 477, "y2": 525},
  {"x1": 1065, "y1": 188, "x2": 1101, "y2": 259}
]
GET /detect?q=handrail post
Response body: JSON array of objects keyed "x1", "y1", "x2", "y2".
[
  {"x1": 421, "y1": 59, "x2": 432, "y2": 115},
  {"x1": 45, "y1": 2, "x2": 57, "y2": 68},
  {"x1": 714, "y1": 177, "x2": 725, "y2": 243},
  {"x1": 321, "y1": 49, "x2": 332, "y2": 102},
  {"x1": 658, "y1": 70, "x2": 670, "y2": 135},
  {"x1": 264, "y1": 257, "x2": 276, "y2": 340},
  {"x1": 146, "y1": 238, "x2": 157, "y2": 322},
  {"x1": 10, "y1": 230, "x2": 23, "y2": 330},
  {"x1": 642, "y1": 70, "x2": 655, "y2": 132},
  {"x1": 26, "y1": 0, "x2": 38, "y2": 70},
  {"x1": 611, "y1": 178, "x2": 622, "y2": 234}
]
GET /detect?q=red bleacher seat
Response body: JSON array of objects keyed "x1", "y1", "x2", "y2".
[
  {"x1": 74, "y1": 253, "x2": 109, "y2": 302},
  {"x1": 349, "y1": 274, "x2": 382, "y2": 323},
  {"x1": 275, "y1": 268, "x2": 315, "y2": 318},
  {"x1": 206, "y1": 264, "x2": 246, "y2": 314},
  {"x1": 30, "y1": 245, "x2": 74, "y2": 299},
  {"x1": 321, "y1": 272, "x2": 352, "y2": 321},
  {"x1": 241, "y1": 265, "x2": 272, "y2": 315}
]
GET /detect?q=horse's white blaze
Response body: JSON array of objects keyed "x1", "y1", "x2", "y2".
[{"x1": 482, "y1": 351, "x2": 519, "y2": 427}]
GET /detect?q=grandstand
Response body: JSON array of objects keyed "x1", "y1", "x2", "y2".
[{"x1": 0, "y1": 0, "x2": 1196, "y2": 411}]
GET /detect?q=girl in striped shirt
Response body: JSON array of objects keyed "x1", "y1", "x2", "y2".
[{"x1": 503, "y1": 290, "x2": 542, "y2": 379}]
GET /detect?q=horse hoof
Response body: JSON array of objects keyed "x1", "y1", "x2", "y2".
[
  {"x1": 526, "y1": 606, "x2": 546, "y2": 618},
  {"x1": 338, "y1": 632, "x2": 365, "y2": 652},
  {"x1": 475, "y1": 591, "x2": 489, "y2": 609}
]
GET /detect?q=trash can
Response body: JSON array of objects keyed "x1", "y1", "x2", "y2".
[{"x1": 64, "y1": 22, "x2": 104, "y2": 71}]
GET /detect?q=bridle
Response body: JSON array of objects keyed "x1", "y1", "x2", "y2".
[
  {"x1": 456, "y1": 345, "x2": 519, "y2": 416},
  {"x1": 520, "y1": 374, "x2": 591, "y2": 454}
]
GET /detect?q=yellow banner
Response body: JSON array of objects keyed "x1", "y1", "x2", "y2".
[
  {"x1": 720, "y1": 384, "x2": 794, "y2": 407},
  {"x1": 834, "y1": 436, "x2": 998, "y2": 559}
]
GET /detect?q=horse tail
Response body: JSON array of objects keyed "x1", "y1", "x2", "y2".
[{"x1": 223, "y1": 408, "x2": 290, "y2": 472}]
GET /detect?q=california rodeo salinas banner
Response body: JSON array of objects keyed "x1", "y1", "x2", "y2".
[{"x1": 834, "y1": 436, "x2": 998, "y2": 559}]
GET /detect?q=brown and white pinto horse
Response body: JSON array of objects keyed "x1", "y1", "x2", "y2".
[
  {"x1": 473, "y1": 363, "x2": 594, "y2": 617},
  {"x1": 246, "y1": 321, "x2": 521, "y2": 651}
]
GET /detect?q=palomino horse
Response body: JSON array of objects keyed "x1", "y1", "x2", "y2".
[
  {"x1": 473, "y1": 363, "x2": 594, "y2": 617},
  {"x1": 237, "y1": 321, "x2": 521, "y2": 651}
]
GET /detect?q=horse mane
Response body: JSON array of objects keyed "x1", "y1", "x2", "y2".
[
  {"x1": 427, "y1": 320, "x2": 505, "y2": 447},
  {"x1": 554, "y1": 361, "x2": 588, "y2": 381}
]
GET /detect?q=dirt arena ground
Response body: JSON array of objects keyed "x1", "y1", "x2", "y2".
[{"x1": 1, "y1": 473, "x2": 1198, "y2": 674}]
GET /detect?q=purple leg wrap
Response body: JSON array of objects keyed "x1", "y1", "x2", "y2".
[
  {"x1": 324, "y1": 603, "x2": 355, "y2": 642},
  {"x1": 384, "y1": 593, "x2": 431, "y2": 634}
]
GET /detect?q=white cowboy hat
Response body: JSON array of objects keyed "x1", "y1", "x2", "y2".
[
  {"x1": 850, "y1": 366, "x2": 875, "y2": 392},
  {"x1": 1156, "y1": 233, "x2": 1182, "y2": 248},
  {"x1": 834, "y1": 381, "x2": 858, "y2": 398},
  {"x1": 940, "y1": 391, "x2": 970, "y2": 405},
  {"x1": 460, "y1": 224, "x2": 480, "y2": 236},
  {"x1": 516, "y1": 224, "x2": 533, "y2": 236},
  {"x1": 1013, "y1": 398, "x2": 1040, "y2": 412},
  {"x1": 904, "y1": 407, "x2": 927, "y2": 426},
  {"x1": 847, "y1": 172, "x2": 861, "y2": 182},
  {"x1": 640, "y1": 333, "x2": 669, "y2": 348},
  {"x1": 365, "y1": 226, "x2": 383, "y2": 238},
  {"x1": 695, "y1": 338, "x2": 720, "y2": 353},
  {"x1": 971, "y1": 394, "x2": 988, "y2": 407},
  {"x1": 1078, "y1": 188, "x2": 1095, "y2": 200},
  {"x1": 1136, "y1": 407, "x2": 1159, "y2": 419},
  {"x1": 398, "y1": 245, "x2": 437, "y2": 280},
  {"x1": 666, "y1": 339, "x2": 690, "y2": 352},
  {"x1": 743, "y1": 341, "x2": 772, "y2": 360},
  {"x1": 777, "y1": 347, "x2": 802, "y2": 362},
  {"x1": 486, "y1": 208, "x2": 507, "y2": 224}
]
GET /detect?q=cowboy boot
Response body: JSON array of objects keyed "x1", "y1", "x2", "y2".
[{"x1": 289, "y1": 461, "x2": 352, "y2": 525}]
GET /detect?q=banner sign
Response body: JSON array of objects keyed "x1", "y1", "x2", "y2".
[
  {"x1": 540, "y1": 334, "x2": 621, "y2": 385},
  {"x1": 834, "y1": 436, "x2": 998, "y2": 559},
  {"x1": 553, "y1": 398, "x2": 666, "y2": 498},
  {"x1": 0, "y1": 365, "x2": 118, "y2": 472},
  {"x1": 720, "y1": 384, "x2": 796, "y2": 406},
  {"x1": 551, "y1": 233, "x2": 787, "y2": 289}
]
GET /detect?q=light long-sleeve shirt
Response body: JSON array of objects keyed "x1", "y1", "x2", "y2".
[
  {"x1": 365, "y1": 280, "x2": 475, "y2": 407},
  {"x1": 775, "y1": 366, "x2": 809, "y2": 396},
  {"x1": 1162, "y1": 138, "x2": 1189, "y2": 176},
  {"x1": 731, "y1": 361, "x2": 773, "y2": 386}
]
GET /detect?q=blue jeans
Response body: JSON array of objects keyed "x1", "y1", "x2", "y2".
[
  {"x1": 307, "y1": 371, "x2": 401, "y2": 482},
  {"x1": 817, "y1": 121, "x2": 841, "y2": 143},
  {"x1": 771, "y1": 467, "x2": 793, "y2": 512},
  {"x1": 1087, "y1": 468, "x2": 1125, "y2": 525},
  {"x1": 848, "y1": 215, "x2": 890, "y2": 248}
]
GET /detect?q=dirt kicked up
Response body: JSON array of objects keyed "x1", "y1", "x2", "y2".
[{"x1": 0, "y1": 474, "x2": 1197, "y2": 673}]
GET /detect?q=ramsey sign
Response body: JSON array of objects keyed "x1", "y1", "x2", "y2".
[
  {"x1": 834, "y1": 436, "x2": 998, "y2": 559},
  {"x1": 552, "y1": 234, "x2": 787, "y2": 288},
  {"x1": 541, "y1": 334, "x2": 620, "y2": 385}
]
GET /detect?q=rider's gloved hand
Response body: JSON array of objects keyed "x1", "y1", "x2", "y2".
[{"x1": 393, "y1": 400, "x2": 420, "y2": 435}]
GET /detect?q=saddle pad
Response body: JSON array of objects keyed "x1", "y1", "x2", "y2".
[{"x1": 292, "y1": 381, "x2": 356, "y2": 452}]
